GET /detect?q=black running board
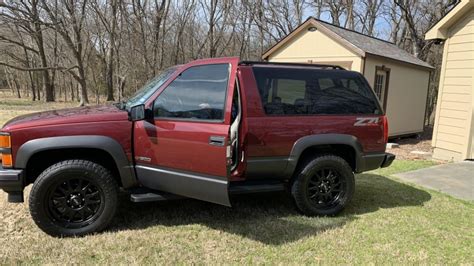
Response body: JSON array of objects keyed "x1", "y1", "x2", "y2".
[{"x1": 130, "y1": 191, "x2": 183, "y2": 203}]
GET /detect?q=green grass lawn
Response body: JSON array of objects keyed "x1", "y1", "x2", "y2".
[{"x1": 0, "y1": 94, "x2": 473, "y2": 264}]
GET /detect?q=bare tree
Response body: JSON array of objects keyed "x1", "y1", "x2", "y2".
[
  {"x1": 327, "y1": 0, "x2": 346, "y2": 26},
  {"x1": 357, "y1": 0, "x2": 384, "y2": 36},
  {"x1": 387, "y1": 1, "x2": 403, "y2": 43},
  {"x1": 344, "y1": 0, "x2": 355, "y2": 30},
  {"x1": 91, "y1": 0, "x2": 120, "y2": 101},
  {"x1": 0, "y1": 0, "x2": 55, "y2": 101},
  {"x1": 394, "y1": 0, "x2": 455, "y2": 59},
  {"x1": 309, "y1": 0, "x2": 326, "y2": 19},
  {"x1": 199, "y1": 0, "x2": 229, "y2": 58},
  {"x1": 41, "y1": 0, "x2": 91, "y2": 105}
]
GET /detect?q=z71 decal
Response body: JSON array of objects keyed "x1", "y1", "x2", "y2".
[{"x1": 354, "y1": 117, "x2": 380, "y2": 126}]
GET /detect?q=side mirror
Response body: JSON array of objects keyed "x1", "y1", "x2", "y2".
[{"x1": 129, "y1": 104, "x2": 152, "y2": 121}]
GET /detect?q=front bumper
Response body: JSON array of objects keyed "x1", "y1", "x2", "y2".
[
  {"x1": 0, "y1": 167, "x2": 24, "y2": 202},
  {"x1": 356, "y1": 152, "x2": 396, "y2": 173}
]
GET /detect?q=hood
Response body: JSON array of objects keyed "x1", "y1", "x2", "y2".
[{"x1": 2, "y1": 105, "x2": 128, "y2": 131}]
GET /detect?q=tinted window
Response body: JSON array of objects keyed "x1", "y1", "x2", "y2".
[
  {"x1": 154, "y1": 64, "x2": 229, "y2": 121},
  {"x1": 253, "y1": 67, "x2": 381, "y2": 115}
]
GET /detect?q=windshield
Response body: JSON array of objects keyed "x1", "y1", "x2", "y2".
[{"x1": 125, "y1": 67, "x2": 177, "y2": 110}]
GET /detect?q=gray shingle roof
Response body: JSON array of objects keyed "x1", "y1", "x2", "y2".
[{"x1": 314, "y1": 18, "x2": 433, "y2": 69}]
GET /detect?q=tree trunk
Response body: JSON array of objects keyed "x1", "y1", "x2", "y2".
[
  {"x1": 106, "y1": 0, "x2": 118, "y2": 101},
  {"x1": 78, "y1": 76, "x2": 88, "y2": 106},
  {"x1": 32, "y1": 1, "x2": 55, "y2": 102},
  {"x1": 13, "y1": 78, "x2": 21, "y2": 98},
  {"x1": 105, "y1": 49, "x2": 114, "y2": 101},
  {"x1": 70, "y1": 78, "x2": 75, "y2": 101}
]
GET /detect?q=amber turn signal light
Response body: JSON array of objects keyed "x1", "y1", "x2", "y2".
[
  {"x1": 0, "y1": 134, "x2": 11, "y2": 148},
  {"x1": 1, "y1": 153, "x2": 13, "y2": 167}
]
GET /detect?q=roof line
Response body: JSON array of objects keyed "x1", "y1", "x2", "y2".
[
  {"x1": 308, "y1": 17, "x2": 396, "y2": 45},
  {"x1": 366, "y1": 52, "x2": 435, "y2": 70},
  {"x1": 261, "y1": 17, "x2": 365, "y2": 59},
  {"x1": 309, "y1": 19, "x2": 366, "y2": 57},
  {"x1": 261, "y1": 18, "x2": 314, "y2": 59}
]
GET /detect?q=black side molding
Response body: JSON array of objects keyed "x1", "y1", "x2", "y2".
[
  {"x1": 229, "y1": 181, "x2": 286, "y2": 194},
  {"x1": 245, "y1": 157, "x2": 289, "y2": 179}
]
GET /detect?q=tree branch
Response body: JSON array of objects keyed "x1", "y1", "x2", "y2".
[
  {"x1": 0, "y1": 61, "x2": 78, "y2": 72},
  {"x1": 0, "y1": 35, "x2": 39, "y2": 54}
]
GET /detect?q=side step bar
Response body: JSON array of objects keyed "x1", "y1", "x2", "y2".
[{"x1": 130, "y1": 190, "x2": 183, "y2": 203}]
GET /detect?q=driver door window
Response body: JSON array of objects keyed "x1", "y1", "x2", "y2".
[{"x1": 154, "y1": 64, "x2": 229, "y2": 121}]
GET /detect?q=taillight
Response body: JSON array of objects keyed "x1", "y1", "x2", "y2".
[
  {"x1": 0, "y1": 132, "x2": 12, "y2": 168},
  {"x1": 382, "y1": 116, "x2": 389, "y2": 143}
]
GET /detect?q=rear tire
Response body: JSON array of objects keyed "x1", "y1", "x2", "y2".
[
  {"x1": 291, "y1": 155, "x2": 355, "y2": 216},
  {"x1": 29, "y1": 160, "x2": 118, "y2": 237}
]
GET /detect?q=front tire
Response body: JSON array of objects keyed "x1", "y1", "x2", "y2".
[
  {"x1": 291, "y1": 155, "x2": 355, "y2": 216},
  {"x1": 29, "y1": 160, "x2": 118, "y2": 237}
]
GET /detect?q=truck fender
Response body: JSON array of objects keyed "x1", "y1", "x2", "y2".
[
  {"x1": 15, "y1": 135, "x2": 137, "y2": 188},
  {"x1": 284, "y1": 134, "x2": 364, "y2": 176}
]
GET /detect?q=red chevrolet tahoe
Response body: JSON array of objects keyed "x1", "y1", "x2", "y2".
[{"x1": 0, "y1": 57, "x2": 394, "y2": 236}]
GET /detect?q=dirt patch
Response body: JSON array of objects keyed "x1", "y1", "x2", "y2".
[{"x1": 387, "y1": 126, "x2": 435, "y2": 161}]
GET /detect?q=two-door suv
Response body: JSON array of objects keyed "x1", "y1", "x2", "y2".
[{"x1": 0, "y1": 57, "x2": 394, "y2": 236}]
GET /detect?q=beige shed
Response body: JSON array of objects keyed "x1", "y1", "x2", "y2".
[
  {"x1": 425, "y1": 0, "x2": 474, "y2": 161},
  {"x1": 262, "y1": 17, "x2": 434, "y2": 137}
]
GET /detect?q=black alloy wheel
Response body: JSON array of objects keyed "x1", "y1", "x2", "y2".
[
  {"x1": 291, "y1": 155, "x2": 355, "y2": 216},
  {"x1": 307, "y1": 168, "x2": 346, "y2": 210},
  {"x1": 29, "y1": 160, "x2": 118, "y2": 237},
  {"x1": 47, "y1": 178, "x2": 104, "y2": 228}
]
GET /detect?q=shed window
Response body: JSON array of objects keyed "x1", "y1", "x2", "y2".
[{"x1": 373, "y1": 67, "x2": 390, "y2": 110}]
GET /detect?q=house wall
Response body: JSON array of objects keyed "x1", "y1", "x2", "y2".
[
  {"x1": 432, "y1": 10, "x2": 474, "y2": 161},
  {"x1": 267, "y1": 24, "x2": 364, "y2": 71},
  {"x1": 471, "y1": 114, "x2": 474, "y2": 158},
  {"x1": 364, "y1": 56, "x2": 431, "y2": 136}
]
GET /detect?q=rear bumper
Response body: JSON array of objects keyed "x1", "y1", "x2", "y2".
[
  {"x1": 356, "y1": 153, "x2": 395, "y2": 173},
  {"x1": 0, "y1": 167, "x2": 24, "y2": 202},
  {"x1": 380, "y1": 153, "x2": 396, "y2": 168}
]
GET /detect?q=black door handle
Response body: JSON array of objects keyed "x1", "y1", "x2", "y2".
[{"x1": 209, "y1": 136, "x2": 226, "y2": 146}]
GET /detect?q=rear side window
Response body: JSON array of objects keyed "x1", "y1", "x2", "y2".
[
  {"x1": 154, "y1": 64, "x2": 229, "y2": 121},
  {"x1": 252, "y1": 67, "x2": 381, "y2": 115}
]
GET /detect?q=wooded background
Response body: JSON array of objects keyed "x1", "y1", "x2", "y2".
[{"x1": 0, "y1": 0, "x2": 458, "y2": 124}]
